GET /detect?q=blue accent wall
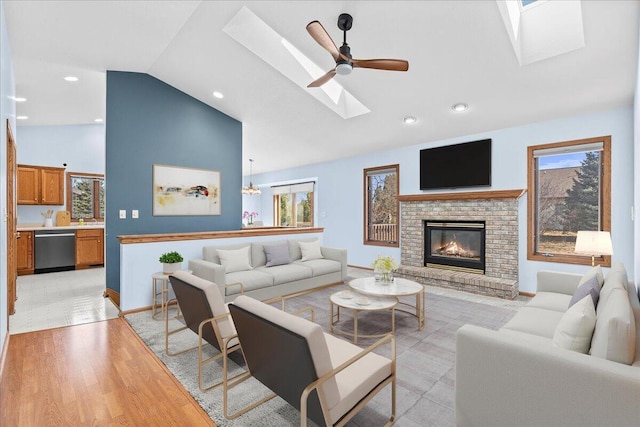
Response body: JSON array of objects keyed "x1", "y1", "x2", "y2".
[{"x1": 105, "y1": 71, "x2": 242, "y2": 293}]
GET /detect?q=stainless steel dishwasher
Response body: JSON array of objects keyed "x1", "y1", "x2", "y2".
[{"x1": 34, "y1": 230, "x2": 76, "y2": 273}]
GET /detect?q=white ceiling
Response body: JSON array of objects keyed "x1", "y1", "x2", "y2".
[{"x1": 5, "y1": 1, "x2": 639, "y2": 174}]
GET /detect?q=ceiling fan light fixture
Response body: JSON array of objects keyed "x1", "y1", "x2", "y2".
[{"x1": 335, "y1": 62, "x2": 353, "y2": 75}]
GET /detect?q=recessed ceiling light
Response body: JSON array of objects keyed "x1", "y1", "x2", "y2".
[
  {"x1": 451, "y1": 103, "x2": 469, "y2": 112},
  {"x1": 64, "y1": 76, "x2": 79, "y2": 82},
  {"x1": 16, "y1": 115, "x2": 28, "y2": 120},
  {"x1": 212, "y1": 91, "x2": 224, "y2": 99},
  {"x1": 13, "y1": 96, "x2": 27, "y2": 102},
  {"x1": 403, "y1": 116, "x2": 417, "y2": 124},
  {"x1": 94, "y1": 118, "x2": 104, "y2": 123}
]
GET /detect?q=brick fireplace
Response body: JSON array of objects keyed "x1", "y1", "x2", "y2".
[{"x1": 396, "y1": 190, "x2": 525, "y2": 299}]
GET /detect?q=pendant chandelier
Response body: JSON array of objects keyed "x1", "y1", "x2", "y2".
[{"x1": 241, "y1": 158, "x2": 261, "y2": 195}]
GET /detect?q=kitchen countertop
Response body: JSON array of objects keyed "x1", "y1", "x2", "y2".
[{"x1": 18, "y1": 223, "x2": 105, "y2": 231}]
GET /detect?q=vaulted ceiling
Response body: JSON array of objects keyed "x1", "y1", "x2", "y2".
[{"x1": 5, "y1": 1, "x2": 639, "y2": 174}]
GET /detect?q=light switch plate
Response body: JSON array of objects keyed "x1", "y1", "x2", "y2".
[
  {"x1": 119, "y1": 210, "x2": 126, "y2": 219},
  {"x1": 132, "y1": 210, "x2": 139, "y2": 219}
]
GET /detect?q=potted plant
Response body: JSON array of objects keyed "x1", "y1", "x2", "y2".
[
  {"x1": 372, "y1": 255, "x2": 398, "y2": 284},
  {"x1": 159, "y1": 251, "x2": 184, "y2": 274},
  {"x1": 242, "y1": 210, "x2": 259, "y2": 226}
]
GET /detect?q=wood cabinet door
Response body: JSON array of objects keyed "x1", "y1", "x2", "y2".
[
  {"x1": 40, "y1": 167, "x2": 64, "y2": 205},
  {"x1": 17, "y1": 231, "x2": 34, "y2": 275},
  {"x1": 17, "y1": 166, "x2": 39, "y2": 205},
  {"x1": 76, "y1": 229, "x2": 104, "y2": 267}
]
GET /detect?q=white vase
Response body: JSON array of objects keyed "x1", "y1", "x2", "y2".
[
  {"x1": 163, "y1": 262, "x2": 182, "y2": 274},
  {"x1": 44, "y1": 218, "x2": 53, "y2": 227}
]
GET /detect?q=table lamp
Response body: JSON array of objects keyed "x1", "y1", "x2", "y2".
[{"x1": 574, "y1": 231, "x2": 613, "y2": 267}]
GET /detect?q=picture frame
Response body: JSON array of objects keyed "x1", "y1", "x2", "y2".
[{"x1": 153, "y1": 164, "x2": 221, "y2": 216}]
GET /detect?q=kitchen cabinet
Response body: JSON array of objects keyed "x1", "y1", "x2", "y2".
[
  {"x1": 17, "y1": 166, "x2": 39, "y2": 205},
  {"x1": 17, "y1": 164, "x2": 65, "y2": 205},
  {"x1": 17, "y1": 230, "x2": 34, "y2": 275},
  {"x1": 75, "y1": 228, "x2": 104, "y2": 268}
]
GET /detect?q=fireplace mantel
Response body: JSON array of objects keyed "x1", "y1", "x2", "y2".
[{"x1": 397, "y1": 189, "x2": 526, "y2": 202}]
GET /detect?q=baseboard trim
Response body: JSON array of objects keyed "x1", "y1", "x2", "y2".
[
  {"x1": 103, "y1": 288, "x2": 120, "y2": 309},
  {"x1": 0, "y1": 332, "x2": 10, "y2": 382},
  {"x1": 348, "y1": 264, "x2": 372, "y2": 270},
  {"x1": 120, "y1": 306, "x2": 153, "y2": 316}
]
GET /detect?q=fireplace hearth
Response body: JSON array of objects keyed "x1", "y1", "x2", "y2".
[{"x1": 425, "y1": 221, "x2": 485, "y2": 274}]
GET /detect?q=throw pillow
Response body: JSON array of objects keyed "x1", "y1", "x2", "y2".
[
  {"x1": 589, "y1": 287, "x2": 636, "y2": 364},
  {"x1": 299, "y1": 240, "x2": 323, "y2": 261},
  {"x1": 553, "y1": 294, "x2": 597, "y2": 354},
  {"x1": 569, "y1": 274, "x2": 600, "y2": 308},
  {"x1": 578, "y1": 265, "x2": 604, "y2": 290},
  {"x1": 263, "y1": 242, "x2": 291, "y2": 267},
  {"x1": 217, "y1": 246, "x2": 252, "y2": 273}
]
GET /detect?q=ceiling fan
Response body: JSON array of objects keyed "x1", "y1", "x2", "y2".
[{"x1": 306, "y1": 13, "x2": 409, "y2": 88}]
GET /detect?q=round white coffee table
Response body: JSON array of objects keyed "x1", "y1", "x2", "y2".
[
  {"x1": 330, "y1": 290, "x2": 397, "y2": 344},
  {"x1": 349, "y1": 277, "x2": 425, "y2": 330}
]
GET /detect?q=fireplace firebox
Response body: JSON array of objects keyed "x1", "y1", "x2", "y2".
[{"x1": 424, "y1": 221, "x2": 485, "y2": 274}]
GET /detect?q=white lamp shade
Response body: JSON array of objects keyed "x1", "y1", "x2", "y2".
[{"x1": 574, "y1": 231, "x2": 613, "y2": 256}]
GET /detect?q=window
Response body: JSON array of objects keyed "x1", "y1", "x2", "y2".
[
  {"x1": 273, "y1": 182, "x2": 314, "y2": 227},
  {"x1": 66, "y1": 172, "x2": 105, "y2": 222},
  {"x1": 364, "y1": 165, "x2": 399, "y2": 247},
  {"x1": 527, "y1": 136, "x2": 611, "y2": 266}
]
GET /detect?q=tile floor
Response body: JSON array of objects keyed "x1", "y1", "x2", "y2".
[{"x1": 10, "y1": 268, "x2": 120, "y2": 334}]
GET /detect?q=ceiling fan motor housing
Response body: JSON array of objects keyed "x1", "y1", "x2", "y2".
[{"x1": 337, "y1": 44, "x2": 353, "y2": 75}]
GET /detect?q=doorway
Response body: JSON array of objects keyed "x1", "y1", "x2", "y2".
[{"x1": 8, "y1": 125, "x2": 117, "y2": 333}]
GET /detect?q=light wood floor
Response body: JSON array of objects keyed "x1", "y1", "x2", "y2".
[{"x1": 0, "y1": 318, "x2": 216, "y2": 426}]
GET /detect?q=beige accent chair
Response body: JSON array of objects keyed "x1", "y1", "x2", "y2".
[
  {"x1": 224, "y1": 295, "x2": 397, "y2": 426},
  {"x1": 166, "y1": 271, "x2": 245, "y2": 392}
]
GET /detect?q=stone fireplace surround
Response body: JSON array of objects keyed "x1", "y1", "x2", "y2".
[{"x1": 396, "y1": 190, "x2": 525, "y2": 299}]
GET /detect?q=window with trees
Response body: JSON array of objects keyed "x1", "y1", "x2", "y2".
[
  {"x1": 364, "y1": 165, "x2": 399, "y2": 247},
  {"x1": 273, "y1": 182, "x2": 314, "y2": 227},
  {"x1": 527, "y1": 136, "x2": 611, "y2": 266},
  {"x1": 66, "y1": 172, "x2": 105, "y2": 222}
]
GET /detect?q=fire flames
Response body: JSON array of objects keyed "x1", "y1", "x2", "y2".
[{"x1": 434, "y1": 240, "x2": 479, "y2": 259}]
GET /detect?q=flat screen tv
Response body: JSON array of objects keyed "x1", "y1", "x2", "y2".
[{"x1": 420, "y1": 139, "x2": 491, "y2": 190}]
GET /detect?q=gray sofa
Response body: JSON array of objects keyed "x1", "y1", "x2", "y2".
[
  {"x1": 188, "y1": 238, "x2": 347, "y2": 302},
  {"x1": 456, "y1": 262, "x2": 640, "y2": 426}
]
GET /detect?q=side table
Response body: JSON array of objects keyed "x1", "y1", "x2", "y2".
[
  {"x1": 330, "y1": 290, "x2": 398, "y2": 344},
  {"x1": 152, "y1": 270, "x2": 190, "y2": 320}
]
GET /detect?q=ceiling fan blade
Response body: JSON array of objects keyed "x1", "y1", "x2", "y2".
[
  {"x1": 351, "y1": 58, "x2": 409, "y2": 72},
  {"x1": 306, "y1": 21, "x2": 340, "y2": 62},
  {"x1": 307, "y1": 69, "x2": 337, "y2": 88}
]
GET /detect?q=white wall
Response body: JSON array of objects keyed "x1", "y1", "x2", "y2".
[
  {"x1": 635, "y1": 20, "x2": 640, "y2": 287},
  {"x1": 0, "y1": 0, "x2": 15, "y2": 359},
  {"x1": 16, "y1": 124, "x2": 105, "y2": 223},
  {"x1": 251, "y1": 107, "x2": 635, "y2": 293}
]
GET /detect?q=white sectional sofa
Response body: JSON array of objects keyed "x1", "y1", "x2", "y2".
[
  {"x1": 455, "y1": 262, "x2": 640, "y2": 426},
  {"x1": 188, "y1": 238, "x2": 347, "y2": 302}
]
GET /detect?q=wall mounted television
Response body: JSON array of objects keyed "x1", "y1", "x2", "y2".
[{"x1": 419, "y1": 139, "x2": 492, "y2": 190}]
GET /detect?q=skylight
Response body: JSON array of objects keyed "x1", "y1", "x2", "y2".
[
  {"x1": 223, "y1": 6, "x2": 370, "y2": 119},
  {"x1": 496, "y1": 0, "x2": 585, "y2": 65}
]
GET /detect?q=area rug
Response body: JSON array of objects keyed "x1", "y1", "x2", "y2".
[{"x1": 126, "y1": 275, "x2": 522, "y2": 426}]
